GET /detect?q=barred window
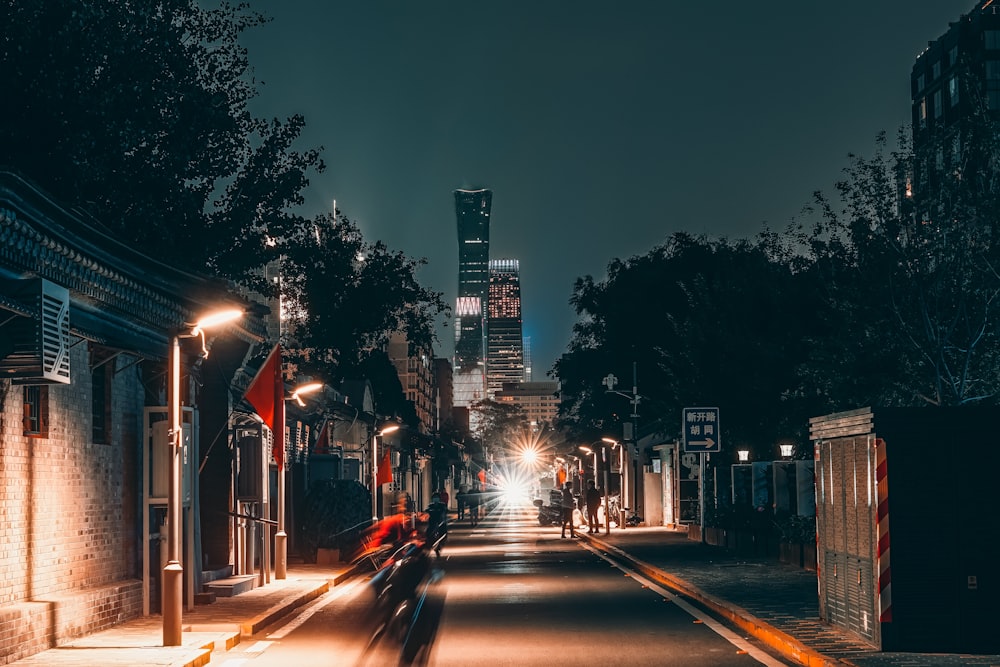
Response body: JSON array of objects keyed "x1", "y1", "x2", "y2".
[
  {"x1": 23, "y1": 386, "x2": 48, "y2": 437},
  {"x1": 92, "y1": 359, "x2": 112, "y2": 444}
]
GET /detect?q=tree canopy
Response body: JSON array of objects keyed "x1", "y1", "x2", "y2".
[{"x1": 1, "y1": 0, "x2": 447, "y2": 388}]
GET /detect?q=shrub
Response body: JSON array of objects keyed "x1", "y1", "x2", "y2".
[{"x1": 299, "y1": 480, "x2": 372, "y2": 563}]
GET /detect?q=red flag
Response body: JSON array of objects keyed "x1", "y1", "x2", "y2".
[
  {"x1": 376, "y1": 449, "x2": 393, "y2": 486},
  {"x1": 243, "y1": 344, "x2": 285, "y2": 468},
  {"x1": 313, "y1": 419, "x2": 329, "y2": 455}
]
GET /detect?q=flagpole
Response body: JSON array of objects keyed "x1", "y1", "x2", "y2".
[
  {"x1": 275, "y1": 386, "x2": 287, "y2": 579},
  {"x1": 371, "y1": 429, "x2": 379, "y2": 522}
]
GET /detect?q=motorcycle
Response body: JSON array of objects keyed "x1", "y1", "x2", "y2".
[
  {"x1": 533, "y1": 494, "x2": 564, "y2": 526},
  {"x1": 362, "y1": 537, "x2": 442, "y2": 666}
]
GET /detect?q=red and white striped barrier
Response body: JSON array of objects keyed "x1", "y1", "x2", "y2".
[{"x1": 874, "y1": 437, "x2": 892, "y2": 623}]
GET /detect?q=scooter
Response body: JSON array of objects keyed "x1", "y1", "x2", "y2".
[
  {"x1": 363, "y1": 537, "x2": 439, "y2": 665},
  {"x1": 533, "y1": 498, "x2": 563, "y2": 526}
]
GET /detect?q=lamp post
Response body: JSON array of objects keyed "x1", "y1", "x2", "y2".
[
  {"x1": 578, "y1": 446, "x2": 598, "y2": 481},
  {"x1": 273, "y1": 382, "x2": 323, "y2": 580},
  {"x1": 603, "y1": 363, "x2": 640, "y2": 524},
  {"x1": 164, "y1": 308, "x2": 242, "y2": 647},
  {"x1": 371, "y1": 424, "x2": 400, "y2": 521}
]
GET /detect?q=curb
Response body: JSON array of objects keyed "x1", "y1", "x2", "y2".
[
  {"x1": 580, "y1": 534, "x2": 843, "y2": 667},
  {"x1": 239, "y1": 580, "x2": 331, "y2": 637}
]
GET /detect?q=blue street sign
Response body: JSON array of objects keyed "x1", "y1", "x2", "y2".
[{"x1": 682, "y1": 407, "x2": 720, "y2": 453}]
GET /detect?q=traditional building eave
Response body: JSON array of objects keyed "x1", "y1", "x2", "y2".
[{"x1": 0, "y1": 171, "x2": 265, "y2": 364}]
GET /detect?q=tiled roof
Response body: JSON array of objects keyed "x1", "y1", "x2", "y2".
[{"x1": 0, "y1": 171, "x2": 265, "y2": 360}]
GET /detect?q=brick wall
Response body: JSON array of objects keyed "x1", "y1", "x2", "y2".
[{"x1": 0, "y1": 342, "x2": 145, "y2": 663}]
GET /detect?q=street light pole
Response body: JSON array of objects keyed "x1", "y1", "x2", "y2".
[
  {"x1": 163, "y1": 333, "x2": 183, "y2": 646},
  {"x1": 603, "y1": 362, "x2": 640, "y2": 525},
  {"x1": 164, "y1": 309, "x2": 242, "y2": 647},
  {"x1": 274, "y1": 382, "x2": 323, "y2": 580},
  {"x1": 371, "y1": 424, "x2": 400, "y2": 521}
]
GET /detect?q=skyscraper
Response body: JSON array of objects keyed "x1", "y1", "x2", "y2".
[
  {"x1": 486, "y1": 259, "x2": 524, "y2": 397},
  {"x1": 453, "y1": 188, "x2": 491, "y2": 408},
  {"x1": 910, "y1": 2, "x2": 1000, "y2": 192}
]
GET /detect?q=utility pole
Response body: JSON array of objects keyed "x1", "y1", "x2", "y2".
[{"x1": 603, "y1": 362, "x2": 640, "y2": 525}]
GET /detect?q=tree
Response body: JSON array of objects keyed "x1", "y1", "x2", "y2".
[
  {"x1": 798, "y1": 121, "x2": 1000, "y2": 406},
  {"x1": 555, "y1": 232, "x2": 823, "y2": 459},
  {"x1": 467, "y1": 399, "x2": 526, "y2": 471},
  {"x1": 1, "y1": 1, "x2": 322, "y2": 292},
  {"x1": 1, "y1": 2, "x2": 449, "y2": 385},
  {"x1": 280, "y1": 211, "x2": 448, "y2": 384}
]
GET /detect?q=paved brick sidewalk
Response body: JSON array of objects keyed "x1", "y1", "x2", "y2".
[
  {"x1": 582, "y1": 527, "x2": 1000, "y2": 667},
  {"x1": 6, "y1": 564, "x2": 347, "y2": 667}
]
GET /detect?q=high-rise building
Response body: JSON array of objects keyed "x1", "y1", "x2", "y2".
[
  {"x1": 453, "y1": 188, "x2": 491, "y2": 408},
  {"x1": 486, "y1": 259, "x2": 524, "y2": 397},
  {"x1": 910, "y1": 2, "x2": 1000, "y2": 192},
  {"x1": 493, "y1": 381, "x2": 560, "y2": 431},
  {"x1": 386, "y1": 330, "x2": 436, "y2": 434}
]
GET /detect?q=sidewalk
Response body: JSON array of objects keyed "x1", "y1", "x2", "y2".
[
  {"x1": 8, "y1": 526, "x2": 1000, "y2": 667},
  {"x1": 5, "y1": 562, "x2": 355, "y2": 667},
  {"x1": 579, "y1": 526, "x2": 1000, "y2": 667}
]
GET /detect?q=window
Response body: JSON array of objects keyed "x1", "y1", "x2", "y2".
[
  {"x1": 987, "y1": 31, "x2": 1000, "y2": 50},
  {"x1": 23, "y1": 385, "x2": 48, "y2": 436},
  {"x1": 933, "y1": 90, "x2": 942, "y2": 119},
  {"x1": 92, "y1": 357, "x2": 112, "y2": 444},
  {"x1": 919, "y1": 98, "x2": 928, "y2": 128},
  {"x1": 916, "y1": 73, "x2": 925, "y2": 93},
  {"x1": 949, "y1": 46, "x2": 959, "y2": 68},
  {"x1": 949, "y1": 76, "x2": 959, "y2": 106},
  {"x1": 933, "y1": 61, "x2": 941, "y2": 80}
]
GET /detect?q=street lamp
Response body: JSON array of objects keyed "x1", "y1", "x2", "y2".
[
  {"x1": 578, "y1": 446, "x2": 598, "y2": 481},
  {"x1": 738, "y1": 448, "x2": 750, "y2": 462},
  {"x1": 164, "y1": 308, "x2": 242, "y2": 646},
  {"x1": 604, "y1": 363, "x2": 640, "y2": 524},
  {"x1": 274, "y1": 381, "x2": 324, "y2": 580},
  {"x1": 371, "y1": 424, "x2": 400, "y2": 521},
  {"x1": 779, "y1": 443, "x2": 794, "y2": 459}
]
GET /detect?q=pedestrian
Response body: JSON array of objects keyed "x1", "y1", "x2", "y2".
[
  {"x1": 560, "y1": 482, "x2": 576, "y2": 538},
  {"x1": 424, "y1": 492, "x2": 448, "y2": 556},
  {"x1": 438, "y1": 486, "x2": 450, "y2": 509},
  {"x1": 585, "y1": 479, "x2": 602, "y2": 534},
  {"x1": 456, "y1": 487, "x2": 466, "y2": 520},
  {"x1": 468, "y1": 485, "x2": 481, "y2": 527}
]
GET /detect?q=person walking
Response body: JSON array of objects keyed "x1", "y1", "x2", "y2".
[
  {"x1": 456, "y1": 487, "x2": 466, "y2": 521},
  {"x1": 559, "y1": 482, "x2": 576, "y2": 538},
  {"x1": 468, "y1": 485, "x2": 481, "y2": 527},
  {"x1": 585, "y1": 479, "x2": 602, "y2": 534}
]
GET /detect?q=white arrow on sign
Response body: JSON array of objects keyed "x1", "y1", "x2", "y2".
[{"x1": 688, "y1": 438, "x2": 716, "y2": 448}]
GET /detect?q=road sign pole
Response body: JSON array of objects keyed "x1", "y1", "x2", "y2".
[{"x1": 698, "y1": 453, "x2": 705, "y2": 543}]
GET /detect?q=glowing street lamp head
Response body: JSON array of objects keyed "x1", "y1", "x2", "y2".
[
  {"x1": 379, "y1": 424, "x2": 400, "y2": 436},
  {"x1": 290, "y1": 382, "x2": 323, "y2": 407},
  {"x1": 520, "y1": 447, "x2": 538, "y2": 465},
  {"x1": 191, "y1": 308, "x2": 243, "y2": 335},
  {"x1": 601, "y1": 437, "x2": 618, "y2": 446}
]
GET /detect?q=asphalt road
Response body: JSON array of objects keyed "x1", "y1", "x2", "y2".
[{"x1": 212, "y1": 504, "x2": 791, "y2": 666}]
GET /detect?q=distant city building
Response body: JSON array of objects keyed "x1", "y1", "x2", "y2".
[
  {"x1": 523, "y1": 336, "x2": 532, "y2": 382},
  {"x1": 433, "y1": 356, "x2": 455, "y2": 430},
  {"x1": 387, "y1": 330, "x2": 436, "y2": 434},
  {"x1": 494, "y1": 381, "x2": 560, "y2": 431},
  {"x1": 486, "y1": 259, "x2": 524, "y2": 397},
  {"x1": 910, "y1": 2, "x2": 1000, "y2": 195},
  {"x1": 453, "y1": 188, "x2": 491, "y2": 409}
]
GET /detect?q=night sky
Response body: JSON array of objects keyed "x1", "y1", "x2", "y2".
[{"x1": 240, "y1": 1, "x2": 973, "y2": 380}]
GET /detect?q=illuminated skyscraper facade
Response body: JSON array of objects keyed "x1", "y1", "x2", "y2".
[
  {"x1": 453, "y1": 188, "x2": 491, "y2": 408},
  {"x1": 486, "y1": 259, "x2": 524, "y2": 397}
]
